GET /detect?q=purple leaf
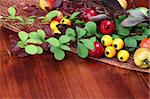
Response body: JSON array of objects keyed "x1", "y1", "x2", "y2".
[
  {"x1": 128, "y1": 9, "x2": 144, "y2": 18},
  {"x1": 41, "y1": 42, "x2": 51, "y2": 51},
  {"x1": 53, "y1": 0, "x2": 63, "y2": 8},
  {"x1": 43, "y1": 25, "x2": 53, "y2": 36},
  {"x1": 18, "y1": 51, "x2": 28, "y2": 57},
  {"x1": 121, "y1": 17, "x2": 146, "y2": 27},
  {"x1": 10, "y1": 45, "x2": 20, "y2": 52},
  {"x1": 89, "y1": 14, "x2": 110, "y2": 21}
]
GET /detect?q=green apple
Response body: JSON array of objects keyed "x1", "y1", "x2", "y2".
[
  {"x1": 136, "y1": 7, "x2": 148, "y2": 16},
  {"x1": 134, "y1": 48, "x2": 150, "y2": 69}
]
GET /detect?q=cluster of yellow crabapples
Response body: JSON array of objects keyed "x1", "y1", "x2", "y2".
[{"x1": 101, "y1": 35, "x2": 130, "y2": 62}]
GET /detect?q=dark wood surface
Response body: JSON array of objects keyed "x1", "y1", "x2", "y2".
[{"x1": 0, "y1": 0, "x2": 150, "y2": 98}]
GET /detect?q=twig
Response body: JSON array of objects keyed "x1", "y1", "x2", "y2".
[{"x1": 129, "y1": 32, "x2": 142, "y2": 36}]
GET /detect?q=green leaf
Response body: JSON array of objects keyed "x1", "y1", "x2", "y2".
[
  {"x1": 76, "y1": 26, "x2": 86, "y2": 39},
  {"x1": 85, "y1": 21, "x2": 97, "y2": 36},
  {"x1": 90, "y1": 37, "x2": 96, "y2": 43},
  {"x1": 27, "y1": 19, "x2": 35, "y2": 23},
  {"x1": 65, "y1": 28, "x2": 76, "y2": 40},
  {"x1": 29, "y1": 32, "x2": 41, "y2": 39},
  {"x1": 46, "y1": 37, "x2": 59, "y2": 46},
  {"x1": 117, "y1": 25, "x2": 130, "y2": 36},
  {"x1": 27, "y1": 16, "x2": 37, "y2": 19},
  {"x1": 25, "y1": 45, "x2": 38, "y2": 55},
  {"x1": 137, "y1": 23, "x2": 149, "y2": 28},
  {"x1": 18, "y1": 31, "x2": 28, "y2": 42},
  {"x1": 115, "y1": 16, "x2": 127, "y2": 26},
  {"x1": 17, "y1": 41, "x2": 25, "y2": 48},
  {"x1": 50, "y1": 46, "x2": 59, "y2": 53},
  {"x1": 38, "y1": 16, "x2": 45, "y2": 20},
  {"x1": 59, "y1": 35, "x2": 71, "y2": 44},
  {"x1": 8, "y1": 16, "x2": 16, "y2": 20},
  {"x1": 69, "y1": 12, "x2": 80, "y2": 20},
  {"x1": 45, "y1": 10, "x2": 58, "y2": 22},
  {"x1": 80, "y1": 39, "x2": 94, "y2": 50},
  {"x1": 77, "y1": 42, "x2": 88, "y2": 58},
  {"x1": 37, "y1": 29, "x2": 46, "y2": 40},
  {"x1": 124, "y1": 37, "x2": 137, "y2": 48},
  {"x1": 115, "y1": 15, "x2": 131, "y2": 36},
  {"x1": 60, "y1": 45, "x2": 71, "y2": 51},
  {"x1": 15, "y1": 16, "x2": 25, "y2": 22},
  {"x1": 143, "y1": 29, "x2": 150, "y2": 35},
  {"x1": 75, "y1": 20, "x2": 85, "y2": 25},
  {"x1": 26, "y1": 39, "x2": 43, "y2": 44},
  {"x1": 142, "y1": 27, "x2": 148, "y2": 31},
  {"x1": 126, "y1": 47, "x2": 136, "y2": 52},
  {"x1": 36, "y1": 46, "x2": 43, "y2": 54},
  {"x1": 132, "y1": 35, "x2": 148, "y2": 41},
  {"x1": 54, "y1": 48, "x2": 65, "y2": 60},
  {"x1": 112, "y1": 34, "x2": 120, "y2": 39},
  {"x1": 96, "y1": 33, "x2": 103, "y2": 39},
  {"x1": 8, "y1": 7, "x2": 16, "y2": 16}
]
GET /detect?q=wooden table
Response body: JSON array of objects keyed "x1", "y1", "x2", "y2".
[{"x1": 0, "y1": 0, "x2": 149, "y2": 98}]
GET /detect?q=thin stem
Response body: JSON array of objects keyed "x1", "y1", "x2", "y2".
[
  {"x1": 144, "y1": 59, "x2": 150, "y2": 68},
  {"x1": 129, "y1": 32, "x2": 142, "y2": 36}
]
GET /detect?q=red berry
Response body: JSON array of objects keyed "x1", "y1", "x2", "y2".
[
  {"x1": 88, "y1": 42, "x2": 104, "y2": 58},
  {"x1": 88, "y1": 50, "x2": 95, "y2": 57},
  {"x1": 94, "y1": 42, "x2": 104, "y2": 58},
  {"x1": 99, "y1": 20, "x2": 115, "y2": 35},
  {"x1": 81, "y1": 9, "x2": 97, "y2": 22},
  {"x1": 86, "y1": 9, "x2": 97, "y2": 17}
]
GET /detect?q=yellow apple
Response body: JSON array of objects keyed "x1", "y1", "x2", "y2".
[
  {"x1": 39, "y1": 0, "x2": 48, "y2": 10},
  {"x1": 118, "y1": 0, "x2": 128, "y2": 9}
]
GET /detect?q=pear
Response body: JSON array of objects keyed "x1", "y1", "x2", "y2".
[
  {"x1": 117, "y1": 0, "x2": 128, "y2": 9},
  {"x1": 134, "y1": 48, "x2": 150, "y2": 69},
  {"x1": 39, "y1": 0, "x2": 48, "y2": 10}
]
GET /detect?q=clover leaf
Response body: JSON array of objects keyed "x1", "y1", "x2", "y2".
[
  {"x1": 65, "y1": 28, "x2": 76, "y2": 40},
  {"x1": 25, "y1": 45, "x2": 38, "y2": 55},
  {"x1": 46, "y1": 37, "x2": 60, "y2": 46},
  {"x1": 77, "y1": 42, "x2": 88, "y2": 58},
  {"x1": 69, "y1": 12, "x2": 80, "y2": 20},
  {"x1": 80, "y1": 39, "x2": 94, "y2": 50},
  {"x1": 60, "y1": 45, "x2": 71, "y2": 51},
  {"x1": 76, "y1": 26, "x2": 86, "y2": 39},
  {"x1": 59, "y1": 35, "x2": 71, "y2": 44},
  {"x1": 8, "y1": 7, "x2": 16, "y2": 16},
  {"x1": 18, "y1": 31, "x2": 28, "y2": 42},
  {"x1": 85, "y1": 21, "x2": 97, "y2": 36},
  {"x1": 54, "y1": 48, "x2": 65, "y2": 60}
]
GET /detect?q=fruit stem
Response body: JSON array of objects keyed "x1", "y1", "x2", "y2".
[
  {"x1": 129, "y1": 32, "x2": 142, "y2": 36},
  {"x1": 144, "y1": 59, "x2": 150, "y2": 68}
]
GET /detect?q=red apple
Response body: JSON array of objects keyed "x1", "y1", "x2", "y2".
[
  {"x1": 99, "y1": 20, "x2": 115, "y2": 35},
  {"x1": 54, "y1": 11, "x2": 63, "y2": 22}
]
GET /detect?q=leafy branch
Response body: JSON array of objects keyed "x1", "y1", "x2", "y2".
[
  {"x1": 0, "y1": 7, "x2": 36, "y2": 25},
  {"x1": 115, "y1": 8, "x2": 150, "y2": 52}
]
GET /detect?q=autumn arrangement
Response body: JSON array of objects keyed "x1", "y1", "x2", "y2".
[{"x1": 0, "y1": 0, "x2": 149, "y2": 72}]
